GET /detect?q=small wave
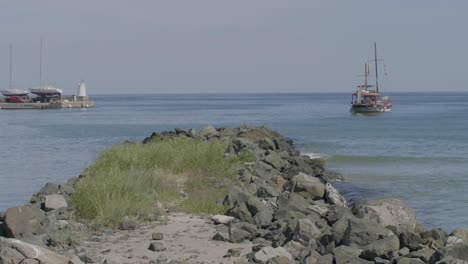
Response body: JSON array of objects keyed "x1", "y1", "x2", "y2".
[
  {"x1": 328, "y1": 154, "x2": 467, "y2": 164},
  {"x1": 302, "y1": 152, "x2": 327, "y2": 159}
]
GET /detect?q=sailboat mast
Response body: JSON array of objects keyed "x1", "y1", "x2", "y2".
[
  {"x1": 364, "y1": 64, "x2": 368, "y2": 90},
  {"x1": 39, "y1": 38, "x2": 43, "y2": 86},
  {"x1": 9, "y1": 44, "x2": 12, "y2": 89},
  {"x1": 374, "y1": 42, "x2": 379, "y2": 93}
]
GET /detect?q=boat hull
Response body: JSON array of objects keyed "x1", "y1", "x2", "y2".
[{"x1": 350, "y1": 104, "x2": 391, "y2": 113}]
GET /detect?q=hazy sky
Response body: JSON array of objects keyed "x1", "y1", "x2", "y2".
[{"x1": 1, "y1": 1, "x2": 467, "y2": 94}]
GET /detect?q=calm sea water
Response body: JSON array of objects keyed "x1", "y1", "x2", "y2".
[{"x1": 0, "y1": 93, "x2": 467, "y2": 231}]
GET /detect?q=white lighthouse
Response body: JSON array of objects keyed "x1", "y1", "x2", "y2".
[{"x1": 78, "y1": 80, "x2": 87, "y2": 97}]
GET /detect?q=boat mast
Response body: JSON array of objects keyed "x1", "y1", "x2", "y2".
[
  {"x1": 364, "y1": 64, "x2": 368, "y2": 90},
  {"x1": 374, "y1": 42, "x2": 379, "y2": 93},
  {"x1": 39, "y1": 38, "x2": 43, "y2": 86},
  {"x1": 9, "y1": 44, "x2": 12, "y2": 89}
]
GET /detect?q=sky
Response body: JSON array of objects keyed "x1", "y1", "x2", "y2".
[{"x1": 0, "y1": 1, "x2": 467, "y2": 94}]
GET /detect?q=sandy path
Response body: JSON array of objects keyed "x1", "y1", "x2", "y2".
[{"x1": 77, "y1": 213, "x2": 252, "y2": 264}]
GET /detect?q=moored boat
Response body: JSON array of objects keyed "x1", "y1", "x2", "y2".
[
  {"x1": 350, "y1": 42, "x2": 392, "y2": 113},
  {"x1": 29, "y1": 86, "x2": 63, "y2": 96}
]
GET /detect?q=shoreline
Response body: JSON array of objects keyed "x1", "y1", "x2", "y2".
[{"x1": 0, "y1": 125, "x2": 467, "y2": 263}]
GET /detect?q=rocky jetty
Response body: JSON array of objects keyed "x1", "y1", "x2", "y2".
[{"x1": 0, "y1": 125, "x2": 467, "y2": 264}]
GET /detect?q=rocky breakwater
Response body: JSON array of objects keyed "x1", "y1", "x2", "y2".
[{"x1": 0, "y1": 125, "x2": 467, "y2": 264}]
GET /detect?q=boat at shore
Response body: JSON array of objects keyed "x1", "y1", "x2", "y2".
[
  {"x1": 0, "y1": 44, "x2": 29, "y2": 98},
  {"x1": 350, "y1": 42, "x2": 392, "y2": 113}
]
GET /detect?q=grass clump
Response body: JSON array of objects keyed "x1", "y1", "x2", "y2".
[{"x1": 70, "y1": 137, "x2": 239, "y2": 229}]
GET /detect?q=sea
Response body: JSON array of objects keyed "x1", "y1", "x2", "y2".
[{"x1": 0, "y1": 92, "x2": 467, "y2": 232}]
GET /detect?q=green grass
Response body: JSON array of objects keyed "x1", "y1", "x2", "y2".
[{"x1": 70, "y1": 137, "x2": 245, "y2": 229}]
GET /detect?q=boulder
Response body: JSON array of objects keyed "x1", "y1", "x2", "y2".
[
  {"x1": 3, "y1": 206, "x2": 49, "y2": 238},
  {"x1": 396, "y1": 258, "x2": 426, "y2": 264},
  {"x1": 360, "y1": 235, "x2": 400, "y2": 260},
  {"x1": 229, "y1": 222, "x2": 258, "y2": 243},
  {"x1": 267, "y1": 256, "x2": 295, "y2": 264},
  {"x1": 451, "y1": 229, "x2": 468, "y2": 243},
  {"x1": 324, "y1": 183, "x2": 347, "y2": 207},
  {"x1": 354, "y1": 198, "x2": 416, "y2": 233},
  {"x1": 0, "y1": 237, "x2": 71, "y2": 263},
  {"x1": 253, "y1": 246, "x2": 293, "y2": 264},
  {"x1": 430, "y1": 243, "x2": 468, "y2": 263},
  {"x1": 263, "y1": 152, "x2": 289, "y2": 171},
  {"x1": 148, "y1": 242, "x2": 166, "y2": 252},
  {"x1": 210, "y1": 215, "x2": 236, "y2": 225},
  {"x1": 342, "y1": 218, "x2": 394, "y2": 248},
  {"x1": 399, "y1": 231, "x2": 423, "y2": 251},
  {"x1": 197, "y1": 125, "x2": 219, "y2": 139},
  {"x1": 421, "y1": 228, "x2": 448, "y2": 248},
  {"x1": 333, "y1": 245, "x2": 363, "y2": 264},
  {"x1": 407, "y1": 248, "x2": 435, "y2": 263},
  {"x1": 294, "y1": 218, "x2": 322, "y2": 246},
  {"x1": 42, "y1": 194, "x2": 68, "y2": 211},
  {"x1": 291, "y1": 173, "x2": 325, "y2": 200},
  {"x1": 246, "y1": 196, "x2": 273, "y2": 228}
]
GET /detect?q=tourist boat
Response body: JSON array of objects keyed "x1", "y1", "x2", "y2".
[
  {"x1": 0, "y1": 44, "x2": 29, "y2": 97},
  {"x1": 351, "y1": 42, "x2": 392, "y2": 113}
]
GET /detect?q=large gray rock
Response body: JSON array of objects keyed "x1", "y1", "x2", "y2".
[
  {"x1": 430, "y1": 243, "x2": 468, "y2": 263},
  {"x1": 291, "y1": 173, "x2": 325, "y2": 200},
  {"x1": 324, "y1": 183, "x2": 347, "y2": 207},
  {"x1": 407, "y1": 248, "x2": 435, "y2": 263},
  {"x1": 263, "y1": 151, "x2": 290, "y2": 171},
  {"x1": 254, "y1": 246, "x2": 293, "y2": 264},
  {"x1": 246, "y1": 196, "x2": 273, "y2": 228},
  {"x1": 294, "y1": 218, "x2": 322, "y2": 246},
  {"x1": 3, "y1": 206, "x2": 49, "y2": 238},
  {"x1": 333, "y1": 245, "x2": 363, "y2": 264},
  {"x1": 354, "y1": 198, "x2": 416, "y2": 233},
  {"x1": 342, "y1": 218, "x2": 394, "y2": 248},
  {"x1": 396, "y1": 258, "x2": 426, "y2": 264},
  {"x1": 42, "y1": 194, "x2": 68, "y2": 211},
  {"x1": 451, "y1": 229, "x2": 468, "y2": 243},
  {"x1": 229, "y1": 222, "x2": 258, "y2": 243},
  {"x1": 399, "y1": 231, "x2": 423, "y2": 251},
  {"x1": 0, "y1": 237, "x2": 71, "y2": 263},
  {"x1": 197, "y1": 125, "x2": 219, "y2": 139},
  {"x1": 360, "y1": 235, "x2": 400, "y2": 260}
]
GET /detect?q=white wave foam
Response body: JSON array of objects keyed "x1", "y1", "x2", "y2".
[{"x1": 302, "y1": 152, "x2": 326, "y2": 159}]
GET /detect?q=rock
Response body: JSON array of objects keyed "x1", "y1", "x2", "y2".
[
  {"x1": 119, "y1": 218, "x2": 137, "y2": 230},
  {"x1": 399, "y1": 247, "x2": 410, "y2": 256},
  {"x1": 342, "y1": 218, "x2": 394, "y2": 248},
  {"x1": 42, "y1": 194, "x2": 68, "y2": 211},
  {"x1": 258, "y1": 138, "x2": 276, "y2": 151},
  {"x1": 211, "y1": 215, "x2": 236, "y2": 225},
  {"x1": 246, "y1": 196, "x2": 273, "y2": 228},
  {"x1": 291, "y1": 173, "x2": 325, "y2": 200},
  {"x1": 324, "y1": 183, "x2": 347, "y2": 207},
  {"x1": 0, "y1": 237, "x2": 71, "y2": 263},
  {"x1": 354, "y1": 198, "x2": 416, "y2": 233},
  {"x1": 148, "y1": 242, "x2": 166, "y2": 252},
  {"x1": 430, "y1": 242, "x2": 468, "y2": 262},
  {"x1": 396, "y1": 258, "x2": 426, "y2": 264},
  {"x1": 198, "y1": 125, "x2": 219, "y2": 139},
  {"x1": 263, "y1": 151, "x2": 289, "y2": 171},
  {"x1": 283, "y1": 240, "x2": 305, "y2": 259},
  {"x1": 152, "y1": 232, "x2": 164, "y2": 240},
  {"x1": 316, "y1": 254, "x2": 334, "y2": 264},
  {"x1": 360, "y1": 235, "x2": 400, "y2": 260},
  {"x1": 253, "y1": 246, "x2": 292, "y2": 264},
  {"x1": 267, "y1": 256, "x2": 294, "y2": 264},
  {"x1": 3, "y1": 206, "x2": 49, "y2": 238},
  {"x1": 399, "y1": 231, "x2": 423, "y2": 251},
  {"x1": 227, "y1": 248, "x2": 242, "y2": 257},
  {"x1": 79, "y1": 254, "x2": 102, "y2": 263},
  {"x1": 275, "y1": 193, "x2": 310, "y2": 215},
  {"x1": 333, "y1": 245, "x2": 363, "y2": 264},
  {"x1": 446, "y1": 236, "x2": 464, "y2": 247},
  {"x1": 451, "y1": 229, "x2": 468, "y2": 243},
  {"x1": 294, "y1": 218, "x2": 322, "y2": 246},
  {"x1": 374, "y1": 257, "x2": 390, "y2": 264},
  {"x1": 407, "y1": 248, "x2": 435, "y2": 262},
  {"x1": 213, "y1": 225, "x2": 230, "y2": 241},
  {"x1": 421, "y1": 228, "x2": 448, "y2": 248},
  {"x1": 229, "y1": 222, "x2": 258, "y2": 243}
]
